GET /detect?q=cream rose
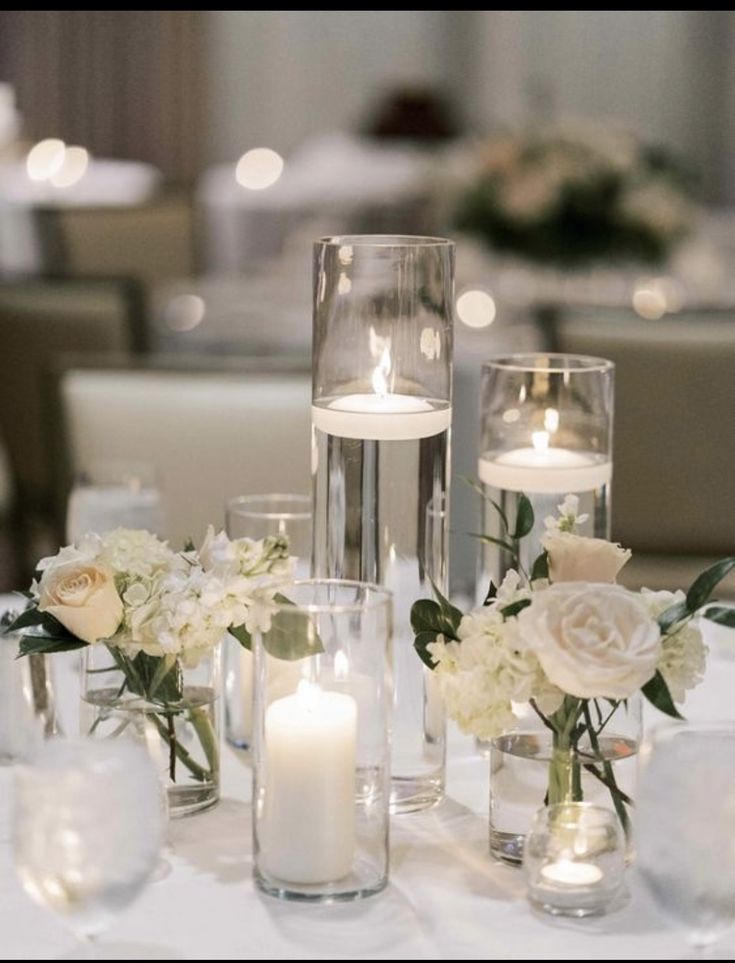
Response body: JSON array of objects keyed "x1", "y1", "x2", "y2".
[
  {"x1": 38, "y1": 561, "x2": 123, "y2": 644},
  {"x1": 518, "y1": 582, "x2": 661, "y2": 699},
  {"x1": 542, "y1": 531, "x2": 631, "y2": 583}
]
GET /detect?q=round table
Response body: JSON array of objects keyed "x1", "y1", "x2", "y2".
[{"x1": 1, "y1": 600, "x2": 734, "y2": 959}]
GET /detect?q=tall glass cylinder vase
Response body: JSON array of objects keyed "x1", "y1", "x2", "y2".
[
  {"x1": 252, "y1": 580, "x2": 392, "y2": 901},
  {"x1": 311, "y1": 235, "x2": 454, "y2": 813},
  {"x1": 224, "y1": 494, "x2": 312, "y2": 750},
  {"x1": 81, "y1": 641, "x2": 221, "y2": 817},
  {"x1": 476, "y1": 354, "x2": 614, "y2": 602}
]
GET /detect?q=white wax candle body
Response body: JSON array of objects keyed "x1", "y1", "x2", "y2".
[
  {"x1": 478, "y1": 450, "x2": 611, "y2": 494},
  {"x1": 229, "y1": 646, "x2": 305, "y2": 744},
  {"x1": 540, "y1": 859, "x2": 603, "y2": 887},
  {"x1": 260, "y1": 687, "x2": 357, "y2": 885},
  {"x1": 312, "y1": 396, "x2": 451, "y2": 441}
]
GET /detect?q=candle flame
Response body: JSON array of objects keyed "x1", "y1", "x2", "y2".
[
  {"x1": 544, "y1": 407, "x2": 559, "y2": 434},
  {"x1": 334, "y1": 651, "x2": 349, "y2": 681},
  {"x1": 532, "y1": 430, "x2": 550, "y2": 452},
  {"x1": 372, "y1": 346, "x2": 391, "y2": 398}
]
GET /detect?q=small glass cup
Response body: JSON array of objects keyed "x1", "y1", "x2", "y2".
[
  {"x1": 252, "y1": 579, "x2": 392, "y2": 902},
  {"x1": 224, "y1": 494, "x2": 312, "y2": 749},
  {"x1": 66, "y1": 460, "x2": 166, "y2": 543},
  {"x1": 523, "y1": 803, "x2": 625, "y2": 918}
]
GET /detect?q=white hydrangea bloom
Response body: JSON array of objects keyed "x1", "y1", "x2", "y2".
[
  {"x1": 641, "y1": 589, "x2": 707, "y2": 702},
  {"x1": 427, "y1": 572, "x2": 563, "y2": 740},
  {"x1": 100, "y1": 528, "x2": 177, "y2": 580}
]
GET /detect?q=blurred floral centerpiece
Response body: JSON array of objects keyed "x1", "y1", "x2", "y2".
[
  {"x1": 412, "y1": 495, "x2": 734, "y2": 861},
  {"x1": 7, "y1": 526, "x2": 296, "y2": 815},
  {"x1": 455, "y1": 126, "x2": 695, "y2": 266}
]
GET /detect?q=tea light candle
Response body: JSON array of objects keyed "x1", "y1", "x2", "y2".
[
  {"x1": 540, "y1": 858, "x2": 604, "y2": 887},
  {"x1": 311, "y1": 349, "x2": 450, "y2": 441},
  {"x1": 260, "y1": 680, "x2": 357, "y2": 884},
  {"x1": 479, "y1": 432, "x2": 611, "y2": 494},
  {"x1": 312, "y1": 395, "x2": 450, "y2": 441}
]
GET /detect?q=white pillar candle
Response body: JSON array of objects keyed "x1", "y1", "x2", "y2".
[
  {"x1": 260, "y1": 680, "x2": 357, "y2": 884},
  {"x1": 312, "y1": 395, "x2": 450, "y2": 441},
  {"x1": 478, "y1": 449, "x2": 611, "y2": 494},
  {"x1": 540, "y1": 859, "x2": 603, "y2": 886}
]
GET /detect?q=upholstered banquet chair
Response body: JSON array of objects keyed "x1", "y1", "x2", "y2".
[
  {"x1": 554, "y1": 308, "x2": 735, "y2": 596},
  {"x1": 0, "y1": 277, "x2": 145, "y2": 578},
  {"x1": 53, "y1": 357, "x2": 312, "y2": 549}
]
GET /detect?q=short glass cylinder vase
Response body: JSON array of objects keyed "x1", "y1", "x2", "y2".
[
  {"x1": 252, "y1": 579, "x2": 392, "y2": 902},
  {"x1": 224, "y1": 493, "x2": 312, "y2": 750},
  {"x1": 489, "y1": 696, "x2": 640, "y2": 864},
  {"x1": 477, "y1": 354, "x2": 614, "y2": 602},
  {"x1": 81, "y1": 642, "x2": 221, "y2": 817},
  {"x1": 311, "y1": 235, "x2": 454, "y2": 814},
  {"x1": 524, "y1": 803, "x2": 626, "y2": 917}
]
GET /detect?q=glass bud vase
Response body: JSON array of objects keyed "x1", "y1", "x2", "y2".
[
  {"x1": 489, "y1": 695, "x2": 641, "y2": 864},
  {"x1": 81, "y1": 641, "x2": 221, "y2": 817}
]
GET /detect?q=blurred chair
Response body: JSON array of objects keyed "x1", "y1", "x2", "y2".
[
  {"x1": 54, "y1": 357, "x2": 311, "y2": 548},
  {"x1": 0, "y1": 277, "x2": 145, "y2": 577},
  {"x1": 46, "y1": 192, "x2": 195, "y2": 285},
  {"x1": 554, "y1": 309, "x2": 735, "y2": 596}
]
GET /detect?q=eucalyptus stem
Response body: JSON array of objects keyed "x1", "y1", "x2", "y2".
[{"x1": 582, "y1": 702, "x2": 631, "y2": 838}]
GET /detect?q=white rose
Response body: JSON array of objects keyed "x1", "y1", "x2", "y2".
[
  {"x1": 38, "y1": 560, "x2": 123, "y2": 644},
  {"x1": 518, "y1": 582, "x2": 661, "y2": 699},
  {"x1": 542, "y1": 531, "x2": 631, "y2": 583}
]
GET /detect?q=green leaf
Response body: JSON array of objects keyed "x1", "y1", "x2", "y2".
[
  {"x1": 468, "y1": 533, "x2": 517, "y2": 554},
  {"x1": 642, "y1": 670, "x2": 683, "y2": 720},
  {"x1": 430, "y1": 580, "x2": 463, "y2": 633},
  {"x1": 658, "y1": 599, "x2": 689, "y2": 633},
  {"x1": 513, "y1": 493, "x2": 534, "y2": 539},
  {"x1": 462, "y1": 476, "x2": 509, "y2": 534},
  {"x1": 411, "y1": 596, "x2": 460, "y2": 641},
  {"x1": 229, "y1": 623, "x2": 252, "y2": 651},
  {"x1": 530, "y1": 550, "x2": 549, "y2": 582},
  {"x1": 4, "y1": 606, "x2": 46, "y2": 633},
  {"x1": 704, "y1": 606, "x2": 735, "y2": 629},
  {"x1": 500, "y1": 598, "x2": 532, "y2": 619},
  {"x1": 183, "y1": 537, "x2": 196, "y2": 552},
  {"x1": 686, "y1": 557, "x2": 735, "y2": 613},
  {"x1": 483, "y1": 580, "x2": 498, "y2": 606},
  {"x1": 410, "y1": 599, "x2": 444, "y2": 635},
  {"x1": 414, "y1": 631, "x2": 440, "y2": 670},
  {"x1": 18, "y1": 634, "x2": 87, "y2": 657},
  {"x1": 147, "y1": 655, "x2": 180, "y2": 700}
]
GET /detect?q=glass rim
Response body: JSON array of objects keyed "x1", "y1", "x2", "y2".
[
  {"x1": 317, "y1": 234, "x2": 454, "y2": 249},
  {"x1": 267, "y1": 578, "x2": 392, "y2": 615},
  {"x1": 226, "y1": 493, "x2": 312, "y2": 521},
  {"x1": 643, "y1": 719, "x2": 735, "y2": 748},
  {"x1": 482, "y1": 353, "x2": 614, "y2": 375}
]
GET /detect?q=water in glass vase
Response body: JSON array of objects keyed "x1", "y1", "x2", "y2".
[
  {"x1": 82, "y1": 646, "x2": 220, "y2": 818},
  {"x1": 489, "y1": 699, "x2": 640, "y2": 864},
  {"x1": 312, "y1": 410, "x2": 449, "y2": 813},
  {"x1": 476, "y1": 452, "x2": 611, "y2": 602}
]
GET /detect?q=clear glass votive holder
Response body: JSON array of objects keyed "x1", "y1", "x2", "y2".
[
  {"x1": 523, "y1": 803, "x2": 625, "y2": 918},
  {"x1": 477, "y1": 354, "x2": 614, "y2": 602},
  {"x1": 224, "y1": 494, "x2": 312, "y2": 750},
  {"x1": 252, "y1": 579, "x2": 392, "y2": 902}
]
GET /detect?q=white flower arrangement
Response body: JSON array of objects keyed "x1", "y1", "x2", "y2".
[
  {"x1": 19, "y1": 525, "x2": 293, "y2": 666},
  {"x1": 8, "y1": 526, "x2": 299, "y2": 791},
  {"x1": 455, "y1": 125, "x2": 694, "y2": 266},
  {"x1": 413, "y1": 494, "x2": 734, "y2": 830}
]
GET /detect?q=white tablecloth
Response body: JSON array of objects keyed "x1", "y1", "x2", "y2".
[{"x1": 2, "y1": 597, "x2": 735, "y2": 960}]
